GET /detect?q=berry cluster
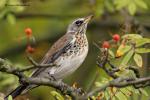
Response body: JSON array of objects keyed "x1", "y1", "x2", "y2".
[
  {"x1": 25, "y1": 28, "x2": 35, "y2": 53},
  {"x1": 102, "y1": 34, "x2": 120, "y2": 49}
]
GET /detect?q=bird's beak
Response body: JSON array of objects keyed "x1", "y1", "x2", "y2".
[{"x1": 84, "y1": 15, "x2": 93, "y2": 24}]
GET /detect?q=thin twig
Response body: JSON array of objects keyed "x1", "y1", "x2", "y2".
[{"x1": 18, "y1": 55, "x2": 55, "y2": 72}]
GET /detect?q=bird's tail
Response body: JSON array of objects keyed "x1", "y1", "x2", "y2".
[{"x1": 4, "y1": 84, "x2": 28, "y2": 100}]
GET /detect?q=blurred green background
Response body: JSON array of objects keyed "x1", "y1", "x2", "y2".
[{"x1": 0, "y1": 0, "x2": 150, "y2": 100}]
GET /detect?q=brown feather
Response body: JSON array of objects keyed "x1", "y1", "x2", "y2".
[{"x1": 32, "y1": 32, "x2": 75, "y2": 77}]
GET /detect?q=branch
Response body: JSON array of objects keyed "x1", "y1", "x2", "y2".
[
  {"x1": 0, "y1": 58, "x2": 83, "y2": 99},
  {"x1": 79, "y1": 76, "x2": 150, "y2": 99},
  {"x1": 21, "y1": 77, "x2": 83, "y2": 99},
  {"x1": 0, "y1": 58, "x2": 25, "y2": 78},
  {"x1": 0, "y1": 54, "x2": 149, "y2": 100},
  {"x1": 96, "y1": 48, "x2": 140, "y2": 79},
  {"x1": 0, "y1": 55, "x2": 55, "y2": 73},
  {"x1": 18, "y1": 55, "x2": 55, "y2": 72},
  {"x1": 96, "y1": 48, "x2": 118, "y2": 78}
]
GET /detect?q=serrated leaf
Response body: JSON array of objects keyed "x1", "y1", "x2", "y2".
[
  {"x1": 122, "y1": 34, "x2": 142, "y2": 39},
  {"x1": 135, "y1": 38, "x2": 150, "y2": 47},
  {"x1": 126, "y1": 86, "x2": 132, "y2": 91},
  {"x1": 51, "y1": 91, "x2": 64, "y2": 100},
  {"x1": 120, "y1": 88, "x2": 132, "y2": 96},
  {"x1": 115, "y1": 91, "x2": 128, "y2": 100},
  {"x1": 120, "y1": 49, "x2": 134, "y2": 67},
  {"x1": 134, "y1": 53, "x2": 143, "y2": 67},
  {"x1": 135, "y1": 48, "x2": 150, "y2": 53},
  {"x1": 8, "y1": 95, "x2": 13, "y2": 100},
  {"x1": 128, "y1": 3, "x2": 137, "y2": 15},
  {"x1": 135, "y1": 0, "x2": 148, "y2": 9}
]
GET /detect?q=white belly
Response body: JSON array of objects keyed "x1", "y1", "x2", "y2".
[{"x1": 46, "y1": 45, "x2": 88, "y2": 79}]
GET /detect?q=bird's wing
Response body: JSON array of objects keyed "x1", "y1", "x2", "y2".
[{"x1": 32, "y1": 32, "x2": 76, "y2": 77}]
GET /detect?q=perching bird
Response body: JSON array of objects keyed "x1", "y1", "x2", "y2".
[{"x1": 5, "y1": 15, "x2": 93, "y2": 99}]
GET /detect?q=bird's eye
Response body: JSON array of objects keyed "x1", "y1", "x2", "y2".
[{"x1": 75, "y1": 20, "x2": 83, "y2": 26}]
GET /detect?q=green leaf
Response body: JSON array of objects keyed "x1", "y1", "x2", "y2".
[
  {"x1": 8, "y1": 0, "x2": 24, "y2": 13},
  {"x1": 108, "y1": 49, "x2": 115, "y2": 58},
  {"x1": 122, "y1": 34, "x2": 142, "y2": 39},
  {"x1": 94, "y1": 0, "x2": 104, "y2": 17},
  {"x1": 6, "y1": 13, "x2": 16, "y2": 25},
  {"x1": 115, "y1": 91, "x2": 128, "y2": 100},
  {"x1": 0, "y1": 0, "x2": 6, "y2": 9},
  {"x1": 95, "y1": 82, "x2": 103, "y2": 87},
  {"x1": 134, "y1": 89, "x2": 140, "y2": 94},
  {"x1": 51, "y1": 91, "x2": 64, "y2": 100},
  {"x1": 128, "y1": 3, "x2": 137, "y2": 15},
  {"x1": 114, "y1": 0, "x2": 129, "y2": 10},
  {"x1": 0, "y1": 9, "x2": 8, "y2": 20},
  {"x1": 105, "y1": 0, "x2": 115, "y2": 12},
  {"x1": 139, "y1": 88, "x2": 148, "y2": 96},
  {"x1": 104, "y1": 91, "x2": 109, "y2": 100},
  {"x1": 8, "y1": 95, "x2": 13, "y2": 100},
  {"x1": 117, "y1": 45, "x2": 131, "y2": 56},
  {"x1": 135, "y1": 38, "x2": 150, "y2": 47},
  {"x1": 135, "y1": 0, "x2": 148, "y2": 9},
  {"x1": 126, "y1": 86, "x2": 133, "y2": 91},
  {"x1": 91, "y1": 96, "x2": 96, "y2": 100},
  {"x1": 135, "y1": 48, "x2": 150, "y2": 53},
  {"x1": 134, "y1": 53, "x2": 143, "y2": 67},
  {"x1": 120, "y1": 49, "x2": 134, "y2": 67},
  {"x1": 120, "y1": 88, "x2": 132, "y2": 96}
]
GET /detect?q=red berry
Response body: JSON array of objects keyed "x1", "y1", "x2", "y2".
[
  {"x1": 26, "y1": 45, "x2": 35, "y2": 53},
  {"x1": 102, "y1": 41, "x2": 110, "y2": 48},
  {"x1": 113, "y1": 34, "x2": 120, "y2": 42},
  {"x1": 25, "y1": 28, "x2": 32, "y2": 37}
]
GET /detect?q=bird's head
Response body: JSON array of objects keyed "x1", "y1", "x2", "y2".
[{"x1": 67, "y1": 15, "x2": 93, "y2": 34}]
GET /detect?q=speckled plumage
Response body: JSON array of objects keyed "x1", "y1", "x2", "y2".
[
  {"x1": 5, "y1": 15, "x2": 93, "y2": 99},
  {"x1": 32, "y1": 16, "x2": 92, "y2": 79},
  {"x1": 38, "y1": 33, "x2": 89, "y2": 79}
]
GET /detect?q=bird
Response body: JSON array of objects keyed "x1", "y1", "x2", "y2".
[{"x1": 5, "y1": 15, "x2": 93, "y2": 99}]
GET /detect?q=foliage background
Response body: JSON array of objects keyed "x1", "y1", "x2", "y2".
[{"x1": 0, "y1": 0, "x2": 149, "y2": 100}]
